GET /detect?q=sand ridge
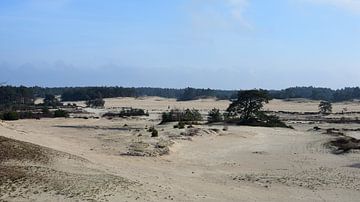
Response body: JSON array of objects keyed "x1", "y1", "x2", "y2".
[{"x1": 0, "y1": 97, "x2": 359, "y2": 201}]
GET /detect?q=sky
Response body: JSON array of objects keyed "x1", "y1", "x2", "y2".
[{"x1": 0, "y1": 0, "x2": 359, "y2": 89}]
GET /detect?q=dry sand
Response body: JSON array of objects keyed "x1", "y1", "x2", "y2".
[{"x1": 1, "y1": 97, "x2": 360, "y2": 201}]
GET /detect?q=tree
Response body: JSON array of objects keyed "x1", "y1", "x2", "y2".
[
  {"x1": 86, "y1": 98, "x2": 105, "y2": 108},
  {"x1": 226, "y1": 90, "x2": 271, "y2": 122},
  {"x1": 319, "y1": 101, "x2": 332, "y2": 114},
  {"x1": 1, "y1": 111, "x2": 19, "y2": 120},
  {"x1": 54, "y1": 109, "x2": 69, "y2": 118},
  {"x1": 43, "y1": 94, "x2": 62, "y2": 107},
  {"x1": 207, "y1": 108, "x2": 223, "y2": 123}
]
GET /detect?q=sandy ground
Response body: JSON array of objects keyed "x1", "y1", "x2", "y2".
[{"x1": 1, "y1": 97, "x2": 360, "y2": 201}]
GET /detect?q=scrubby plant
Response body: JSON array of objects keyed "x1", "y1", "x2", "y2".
[
  {"x1": 226, "y1": 90, "x2": 289, "y2": 128},
  {"x1": 103, "y1": 107, "x2": 149, "y2": 118},
  {"x1": 147, "y1": 126, "x2": 159, "y2": 137},
  {"x1": 207, "y1": 108, "x2": 223, "y2": 123},
  {"x1": 18, "y1": 111, "x2": 35, "y2": 119},
  {"x1": 86, "y1": 98, "x2": 105, "y2": 108},
  {"x1": 177, "y1": 121, "x2": 186, "y2": 129},
  {"x1": 54, "y1": 109, "x2": 69, "y2": 118},
  {"x1": 1, "y1": 111, "x2": 19, "y2": 120},
  {"x1": 161, "y1": 109, "x2": 202, "y2": 124},
  {"x1": 319, "y1": 101, "x2": 332, "y2": 114},
  {"x1": 43, "y1": 94, "x2": 62, "y2": 107}
]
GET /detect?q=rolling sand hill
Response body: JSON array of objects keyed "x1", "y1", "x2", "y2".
[{"x1": 1, "y1": 98, "x2": 360, "y2": 201}]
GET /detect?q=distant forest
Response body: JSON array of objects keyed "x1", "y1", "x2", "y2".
[{"x1": 1, "y1": 86, "x2": 360, "y2": 109}]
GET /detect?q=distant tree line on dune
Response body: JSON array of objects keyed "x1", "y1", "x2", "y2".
[
  {"x1": 135, "y1": 87, "x2": 184, "y2": 98},
  {"x1": 60, "y1": 87, "x2": 137, "y2": 101},
  {"x1": 2, "y1": 86, "x2": 360, "y2": 107},
  {"x1": 177, "y1": 87, "x2": 234, "y2": 101},
  {"x1": 269, "y1": 86, "x2": 360, "y2": 102},
  {"x1": 0, "y1": 86, "x2": 34, "y2": 111}
]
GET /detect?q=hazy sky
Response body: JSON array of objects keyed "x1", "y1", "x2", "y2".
[{"x1": 0, "y1": 0, "x2": 359, "y2": 89}]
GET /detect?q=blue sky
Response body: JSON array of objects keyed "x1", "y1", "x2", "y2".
[{"x1": 0, "y1": 0, "x2": 359, "y2": 89}]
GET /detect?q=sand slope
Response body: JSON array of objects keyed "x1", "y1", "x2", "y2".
[{"x1": 1, "y1": 98, "x2": 360, "y2": 201}]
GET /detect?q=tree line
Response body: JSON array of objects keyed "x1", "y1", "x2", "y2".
[
  {"x1": 2, "y1": 86, "x2": 360, "y2": 107},
  {"x1": 270, "y1": 86, "x2": 360, "y2": 102}
]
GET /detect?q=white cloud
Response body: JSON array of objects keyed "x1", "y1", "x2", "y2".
[
  {"x1": 304, "y1": 0, "x2": 360, "y2": 13},
  {"x1": 226, "y1": 0, "x2": 250, "y2": 26},
  {"x1": 190, "y1": 0, "x2": 252, "y2": 30}
]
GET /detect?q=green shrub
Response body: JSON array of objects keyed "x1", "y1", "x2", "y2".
[
  {"x1": 207, "y1": 108, "x2": 223, "y2": 123},
  {"x1": 151, "y1": 129, "x2": 158, "y2": 137},
  {"x1": 178, "y1": 121, "x2": 185, "y2": 129},
  {"x1": 54, "y1": 109, "x2": 69, "y2": 118},
  {"x1": 103, "y1": 108, "x2": 148, "y2": 118},
  {"x1": 19, "y1": 111, "x2": 34, "y2": 119},
  {"x1": 161, "y1": 109, "x2": 202, "y2": 123},
  {"x1": 2, "y1": 111, "x2": 19, "y2": 120},
  {"x1": 86, "y1": 98, "x2": 105, "y2": 108},
  {"x1": 148, "y1": 126, "x2": 159, "y2": 137}
]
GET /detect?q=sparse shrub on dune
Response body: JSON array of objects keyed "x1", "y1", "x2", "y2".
[
  {"x1": 1, "y1": 111, "x2": 19, "y2": 121},
  {"x1": 54, "y1": 109, "x2": 69, "y2": 118},
  {"x1": 86, "y1": 98, "x2": 105, "y2": 108},
  {"x1": 103, "y1": 108, "x2": 149, "y2": 118},
  {"x1": 207, "y1": 108, "x2": 223, "y2": 123},
  {"x1": 177, "y1": 121, "x2": 185, "y2": 129},
  {"x1": 148, "y1": 126, "x2": 159, "y2": 137},
  {"x1": 161, "y1": 109, "x2": 202, "y2": 124},
  {"x1": 226, "y1": 90, "x2": 290, "y2": 128},
  {"x1": 319, "y1": 101, "x2": 332, "y2": 114}
]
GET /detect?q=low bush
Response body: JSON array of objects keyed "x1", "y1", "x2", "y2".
[
  {"x1": 148, "y1": 127, "x2": 159, "y2": 137},
  {"x1": 1, "y1": 111, "x2": 19, "y2": 121},
  {"x1": 174, "y1": 121, "x2": 186, "y2": 129},
  {"x1": 226, "y1": 112, "x2": 291, "y2": 128},
  {"x1": 54, "y1": 109, "x2": 69, "y2": 118},
  {"x1": 207, "y1": 108, "x2": 223, "y2": 123},
  {"x1": 161, "y1": 109, "x2": 202, "y2": 123},
  {"x1": 86, "y1": 98, "x2": 105, "y2": 108},
  {"x1": 103, "y1": 108, "x2": 149, "y2": 118}
]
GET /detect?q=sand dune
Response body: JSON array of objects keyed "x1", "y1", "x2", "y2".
[{"x1": 1, "y1": 98, "x2": 359, "y2": 201}]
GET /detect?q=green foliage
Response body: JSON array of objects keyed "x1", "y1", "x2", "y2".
[
  {"x1": 43, "y1": 94, "x2": 62, "y2": 107},
  {"x1": 103, "y1": 108, "x2": 148, "y2": 118},
  {"x1": 148, "y1": 127, "x2": 159, "y2": 137},
  {"x1": 174, "y1": 121, "x2": 185, "y2": 129},
  {"x1": 61, "y1": 87, "x2": 136, "y2": 101},
  {"x1": 18, "y1": 111, "x2": 35, "y2": 119},
  {"x1": 176, "y1": 87, "x2": 236, "y2": 101},
  {"x1": 207, "y1": 108, "x2": 223, "y2": 123},
  {"x1": 54, "y1": 109, "x2": 69, "y2": 118},
  {"x1": 226, "y1": 90, "x2": 289, "y2": 128},
  {"x1": 227, "y1": 90, "x2": 271, "y2": 121},
  {"x1": 86, "y1": 98, "x2": 105, "y2": 108},
  {"x1": 1, "y1": 111, "x2": 19, "y2": 120},
  {"x1": 319, "y1": 101, "x2": 332, "y2": 114},
  {"x1": 161, "y1": 109, "x2": 202, "y2": 123},
  {"x1": 0, "y1": 86, "x2": 34, "y2": 110}
]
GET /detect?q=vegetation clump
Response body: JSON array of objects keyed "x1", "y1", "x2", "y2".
[
  {"x1": 226, "y1": 90, "x2": 290, "y2": 128},
  {"x1": 1, "y1": 111, "x2": 20, "y2": 121},
  {"x1": 86, "y1": 98, "x2": 105, "y2": 108},
  {"x1": 207, "y1": 108, "x2": 223, "y2": 123},
  {"x1": 148, "y1": 126, "x2": 159, "y2": 137},
  {"x1": 54, "y1": 109, "x2": 69, "y2": 118},
  {"x1": 174, "y1": 121, "x2": 186, "y2": 129},
  {"x1": 43, "y1": 94, "x2": 62, "y2": 107},
  {"x1": 161, "y1": 109, "x2": 202, "y2": 124},
  {"x1": 103, "y1": 108, "x2": 149, "y2": 118},
  {"x1": 327, "y1": 136, "x2": 360, "y2": 154},
  {"x1": 319, "y1": 101, "x2": 332, "y2": 114}
]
